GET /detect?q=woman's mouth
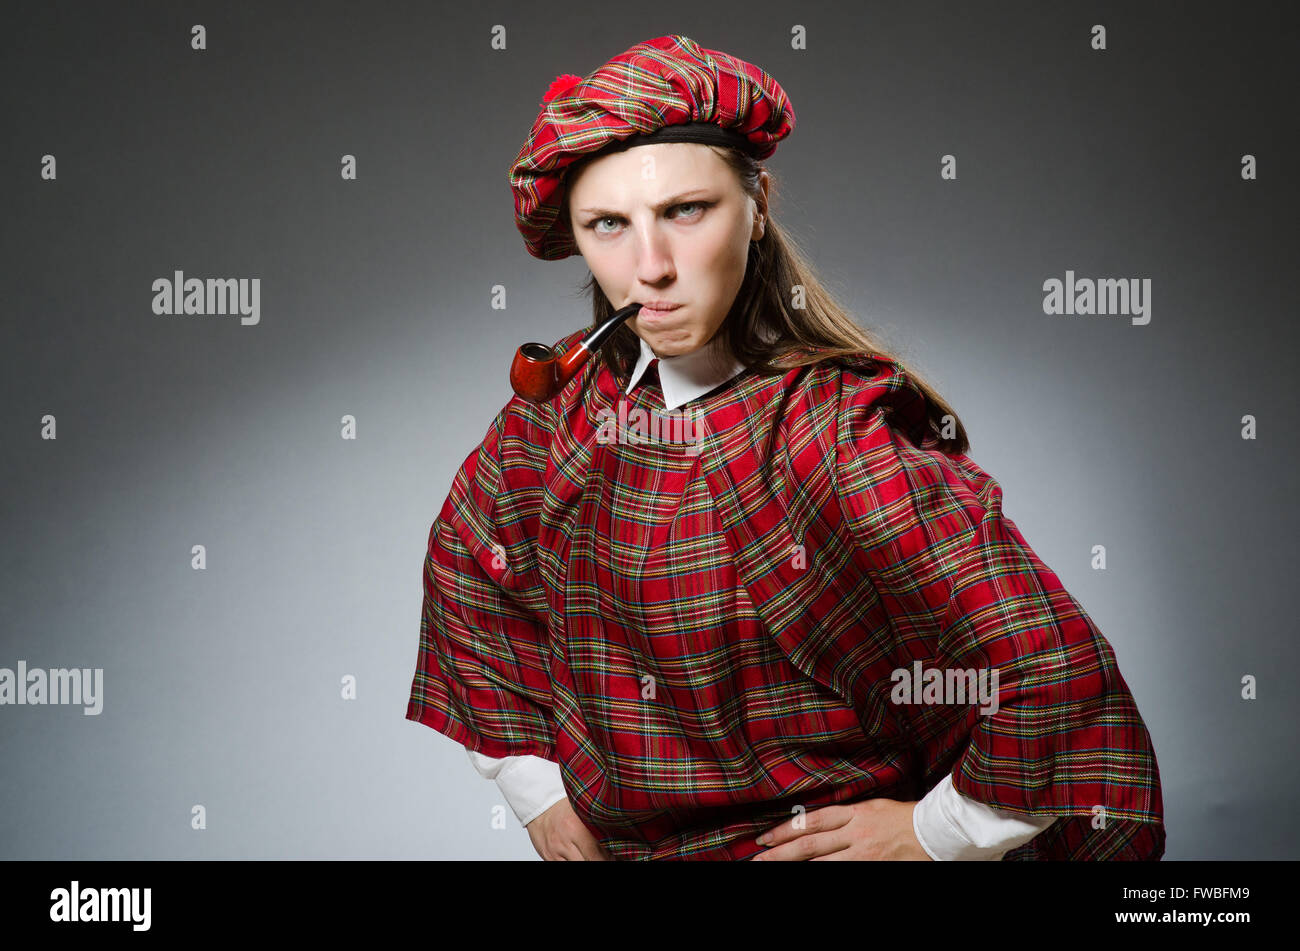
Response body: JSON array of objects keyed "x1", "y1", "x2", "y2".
[{"x1": 638, "y1": 302, "x2": 683, "y2": 322}]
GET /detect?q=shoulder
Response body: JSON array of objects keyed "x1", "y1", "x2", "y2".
[
  {"x1": 771, "y1": 351, "x2": 975, "y2": 510},
  {"x1": 826, "y1": 357, "x2": 995, "y2": 523},
  {"x1": 769, "y1": 349, "x2": 931, "y2": 446},
  {"x1": 834, "y1": 354, "x2": 932, "y2": 445}
]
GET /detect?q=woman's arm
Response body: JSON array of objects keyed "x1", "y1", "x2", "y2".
[
  {"x1": 913, "y1": 772, "x2": 1057, "y2": 860},
  {"x1": 826, "y1": 361, "x2": 1165, "y2": 859},
  {"x1": 467, "y1": 750, "x2": 611, "y2": 860},
  {"x1": 406, "y1": 399, "x2": 559, "y2": 760},
  {"x1": 465, "y1": 751, "x2": 567, "y2": 827}
]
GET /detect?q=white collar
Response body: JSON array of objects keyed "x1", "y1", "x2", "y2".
[{"x1": 626, "y1": 334, "x2": 747, "y2": 411}]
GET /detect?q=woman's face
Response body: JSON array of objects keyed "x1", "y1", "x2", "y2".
[{"x1": 567, "y1": 142, "x2": 768, "y2": 357}]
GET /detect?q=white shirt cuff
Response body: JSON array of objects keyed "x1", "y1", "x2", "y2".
[
  {"x1": 465, "y1": 750, "x2": 568, "y2": 827},
  {"x1": 912, "y1": 772, "x2": 1057, "y2": 860}
]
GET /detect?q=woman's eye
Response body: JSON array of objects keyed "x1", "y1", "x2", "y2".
[{"x1": 586, "y1": 202, "x2": 711, "y2": 234}]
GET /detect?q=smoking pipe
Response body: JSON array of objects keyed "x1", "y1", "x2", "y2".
[{"x1": 510, "y1": 302, "x2": 644, "y2": 403}]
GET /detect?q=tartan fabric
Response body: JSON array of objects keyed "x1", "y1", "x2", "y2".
[
  {"x1": 406, "y1": 330, "x2": 1166, "y2": 860},
  {"x1": 508, "y1": 34, "x2": 796, "y2": 261}
]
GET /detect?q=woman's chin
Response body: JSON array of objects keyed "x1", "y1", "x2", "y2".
[
  {"x1": 650, "y1": 341, "x2": 698, "y2": 358},
  {"x1": 638, "y1": 326, "x2": 699, "y2": 356}
]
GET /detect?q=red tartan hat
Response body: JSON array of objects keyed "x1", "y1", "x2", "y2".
[{"x1": 508, "y1": 34, "x2": 797, "y2": 261}]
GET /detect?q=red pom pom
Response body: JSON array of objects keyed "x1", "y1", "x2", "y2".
[{"x1": 541, "y1": 73, "x2": 584, "y2": 105}]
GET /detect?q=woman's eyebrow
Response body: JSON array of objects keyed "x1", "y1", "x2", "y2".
[{"x1": 576, "y1": 189, "x2": 713, "y2": 217}]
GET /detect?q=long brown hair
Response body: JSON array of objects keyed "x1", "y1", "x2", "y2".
[{"x1": 557, "y1": 145, "x2": 971, "y2": 455}]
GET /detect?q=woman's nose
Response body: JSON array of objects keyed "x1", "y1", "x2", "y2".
[{"x1": 633, "y1": 225, "x2": 675, "y2": 284}]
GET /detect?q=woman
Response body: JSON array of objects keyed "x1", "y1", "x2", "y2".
[{"x1": 405, "y1": 34, "x2": 1165, "y2": 861}]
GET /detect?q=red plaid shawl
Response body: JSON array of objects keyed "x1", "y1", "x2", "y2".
[{"x1": 406, "y1": 332, "x2": 1165, "y2": 860}]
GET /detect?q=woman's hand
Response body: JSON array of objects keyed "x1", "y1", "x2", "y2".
[
  {"x1": 750, "y1": 798, "x2": 934, "y2": 860},
  {"x1": 525, "y1": 798, "x2": 614, "y2": 860}
]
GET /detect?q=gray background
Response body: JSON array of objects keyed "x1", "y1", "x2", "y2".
[{"x1": 1, "y1": 0, "x2": 1295, "y2": 859}]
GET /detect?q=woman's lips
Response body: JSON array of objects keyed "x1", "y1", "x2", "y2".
[{"x1": 638, "y1": 303, "x2": 683, "y2": 323}]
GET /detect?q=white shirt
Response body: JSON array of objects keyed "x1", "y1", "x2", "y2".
[{"x1": 469, "y1": 333, "x2": 1055, "y2": 859}]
